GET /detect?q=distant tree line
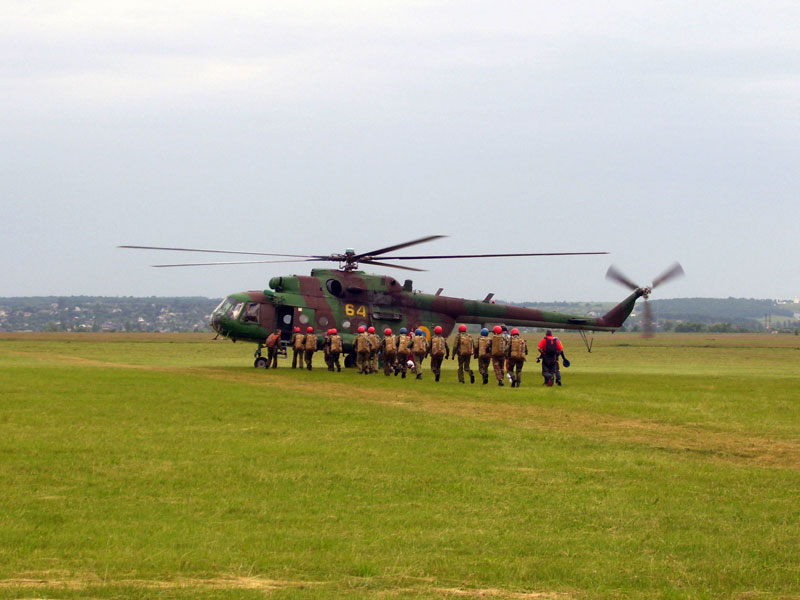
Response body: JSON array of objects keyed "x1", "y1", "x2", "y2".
[{"x1": 2, "y1": 296, "x2": 798, "y2": 333}]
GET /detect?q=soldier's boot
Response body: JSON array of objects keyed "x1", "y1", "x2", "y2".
[
  {"x1": 470, "y1": 372, "x2": 475, "y2": 384},
  {"x1": 307, "y1": 364, "x2": 312, "y2": 371},
  {"x1": 435, "y1": 373, "x2": 440, "y2": 382},
  {"x1": 509, "y1": 376, "x2": 516, "y2": 387},
  {"x1": 483, "y1": 374, "x2": 488, "y2": 384},
  {"x1": 337, "y1": 366, "x2": 341, "y2": 372},
  {"x1": 556, "y1": 378, "x2": 562, "y2": 386},
  {"x1": 498, "y1": 379, "x2": 504, "y2": 386},
  {"x1": 401, "y1": 372, "x2": 406, "y2": 379},
  {"x1": 416, "y1": 374, "x2": 422, "y2": 380}
]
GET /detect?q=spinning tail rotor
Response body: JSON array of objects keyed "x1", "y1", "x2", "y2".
[{"x1": 605, "y1": 263, "x2": 685, "y2": 336}]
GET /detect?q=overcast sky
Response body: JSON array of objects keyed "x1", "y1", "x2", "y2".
[{"x1": 3, "y1": 1, "x2": 798, "y2": 302}]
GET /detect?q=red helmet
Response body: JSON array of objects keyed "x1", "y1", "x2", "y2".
[
  {"x1": 434, "y1": 325, "x2": 443, "y2": 334},
  {"x1": 331, "y1": 328, "x2": 337, "y2": 334},
  {"x1": 493, "y1": 325, "x2": 502, "y2": 334},
  {"x1": 367, "y1": 326, "x2": 375, "y2": 333},
  {"x1": 293, "y1": 326, "x2": 300, "y2": 332},
  {"x1": 384, "y1": 328, "x2": 392, "y2": 335},
  {"x1": 511, "y1": 328, "x2": 520, "y2": 335},
  {"x1": 358, "y1": 326, "x2": 365, "y2": 333},
  {"x1": 327, "y1": 329, "x2": 334, "y2": 335},
  {"x1": 458, "y1": 324, "x2": 467, "y2": 332},
  {"x1": 306, "y1": 326, "x2": 314, "y2": 333}
]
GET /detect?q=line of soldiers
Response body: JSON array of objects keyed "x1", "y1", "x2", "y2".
[{"x1": 267, "y1": 324, "x2": 568, "y2": 386}]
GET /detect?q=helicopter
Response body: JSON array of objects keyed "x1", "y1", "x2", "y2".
[{"x1": 120, "y1": 236, "x2": 683, "y2": 367}]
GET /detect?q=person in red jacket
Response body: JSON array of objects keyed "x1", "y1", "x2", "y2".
[{"x1": 537, "y1": 329, "x2": 563, "y2": 386}]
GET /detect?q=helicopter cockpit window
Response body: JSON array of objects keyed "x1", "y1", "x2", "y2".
[
  {"x1": 243, "y1": 303, "x2": 260, "y2": 323},
  {"x1": 326, "y1": 279, "x2": 343, "y2": 297},
  {"x1": 228, "y1": 302, "x2": 244, "y2": 320},
  {"x1": 215, "y1": 298, "x2": 233, "y2": 315}
]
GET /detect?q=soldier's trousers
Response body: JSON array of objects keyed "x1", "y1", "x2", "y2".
[
  {"x1": 508, "y1": 358, "x2": 525, "y2": 384},
  {"x1": 430, "y1": 355, "x2": 444, "y2": 376},
  {"x1": 369, "y1": 351, "x2": 378, "y2": 374},
  {"x1": 292, "y1": 349, "x2": 304, "y2": 369},
  {"x1": 456, "y1": 355, "x2": 473, "y2": 383},
  {"x1": 491, "y1": 357, "x2": 505, "y2": 382},
  {"x1": 383, "y1": 352, "x2": 396, "y2": 375},
  {"x1": 412, "y1": 352, "x2": 426, "y2": 376},
  {"x1": 396, "y1": 351, "x2": 409, "y2": 375},
  {"x1": 304, "y1": 350, "x2": 315, "y2": 370},
  {"x1": 329, "y1": 352, "x2": 341, "y2": 372},
  {"x1": 477, "y1": 357, "x2": 490, "y2": 377},
  {"x1": 357, "y1": 351, "x2": 370, "y2": 374},
  {"x1": 267, "y1": 348, "x2": 279, "y2": 368}
]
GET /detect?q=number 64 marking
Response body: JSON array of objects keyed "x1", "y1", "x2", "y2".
[{"x1": 345, "y1": 303, "x2": 367, "y2": 317}]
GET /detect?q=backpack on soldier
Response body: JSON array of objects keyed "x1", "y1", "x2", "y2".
[
  {"x1": 267, "y1": 333, "x2": 280, "y2": 348},
  {"x1": 544, "y1": 337, "x2": 558, "y2": 357},
  {"x1": 356, "y1": 333, "x2": 370, "y2": 353},
  {"x1": 397, "y1": 335, "x2": 410, "y2": 354},
  {"x1": 384, "y1": 335, "x2": 396, "y2": 354},
  {"x1": 478, "y1": 337, "x2": 492, "y2": 359},
  {"x1": 412, "y1": 334, "x2": 427, "y2": 354},
  {"x1": 458, "y1": 333, "x2": 473, "y2": 357},
  {"x1": 293, "y1": 334, "x2": 305, "y2": 351},
  {"x1": 430, "y1": 336, "x2": 445, "y2": 357},
  {"x1": 491, "y1": 335, "x2": 505, "y2": 358},
  {"x1": 330, "y1": 335, "x2": 342, "y2": 353},
  {"x1": 305, "y1": 333, "x2": 317, "y2": 351},
  {"x1": 510, "y1": 337, "x2": 526, "y2": 360}
]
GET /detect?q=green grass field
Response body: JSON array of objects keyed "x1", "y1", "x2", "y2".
[{"x1": 1, "y1": 332, "x2": 799, "y2": 599}]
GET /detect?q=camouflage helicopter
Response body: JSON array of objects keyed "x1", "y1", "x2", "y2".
[{"x1": 121, "y1": 236, "x2": 683, "y2": 367}]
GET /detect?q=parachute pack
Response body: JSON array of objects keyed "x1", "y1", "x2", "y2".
[
  {"x1": 458, "y1": 333, "x2": 473, "y2": 356},
  {"x1": 356, "y1": 333, "x2": 370, "y2": 353},
  {"x1": 491, "y1": 334, "x2": 505, "y2": 358},
  {"x1": 384, "y1": 335, "x2": 396, "y2": 354},
  {"x1": 293, "y1": 334, "x2": 304, "y2": 350},
  {"x1": 330, "y1": 335, "x2": 342, "y2": 353},
  {"x1": 430, "y1": 336, "x2": 446, "y2": 357},
  {"x1": 478, "y1": 337, "x2": 492, "y2": 359},
  {"x1": 412, "y1": 334, "x2": 427, "y2": 354},
  {"x1": 510, "y1": 337, "x2": 526, "y2": 360},
  {"x1": 304, "y1": 334, "x2": 317, "y2": 351}
]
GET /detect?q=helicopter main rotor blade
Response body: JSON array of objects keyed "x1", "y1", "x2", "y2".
[
  {"x1": 651, "y1": 262, "x2": 685, "y2": 289},
  {"x1": 120, "y1": 245, "x2": 325, "y2": 259},
  {"x1": 151, "y1": 258, "x2": 328, "y2": 267},
  {"x1": 380, "y1": 251, "x2": 609, "y2": 260},
  {"x1": 358, "y1": 259, "x2": 426, "y2": 272},
  {"x1": 353, "y1": 235, "x2": 447, "y2": 260},
  {"x1": 605, "y1": 264, "x2": 639, "y2": 291}
]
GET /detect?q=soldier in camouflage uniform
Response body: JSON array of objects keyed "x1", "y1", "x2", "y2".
[
  {"x1": 266, "y1": 328, "x2": 282, "y2": 369},
  {"x1": 367, "y1": 326, "x2": 380, "y2": 374},
  {"x1": 303, "y1": 326, "x2": 317, "y2": 371},
  {"x1": 289, "y1": 326, "x2": 305, "y2": 369},
  {"x1": 506, "y1": 328, "x2": 528, "y2": 387},
  {"x1": 379, "y1": 328, "x2": 397, "y2": 376},
  {"x1": 451, "y1": 324, "x2": 475, "y2": 384},
  {"x1": 322, "y1": 329, "x2": 333, "y2": 371},
  {"x1": 326, "y1": 328, "x2": 343, "y2": 372},
  {"x1": 411, "y1": 328, "x2": 428, "y2": 380},
  {"x1": 476, "y1": 328, "x2": 492, "y2": 384},
  {"x1": 394, "y1": 327, "x2": 411, "y2": 378},
  {"x1": 354, "y1": 325, "x2": 372, "y2": 374},
  {"x1": 490, "y1": 325, "x2": 508, "y2": 386},
  {"x1": 428, "y1": 325, "x2": 450, "y2": 382}
]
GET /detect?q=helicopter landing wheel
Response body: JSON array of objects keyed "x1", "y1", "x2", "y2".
[
  {"x1": 254, "y1": 356, "x2": 268, "y2": 369},
  {"x1": 344, "y1": 353, "x2": 356, "y2": 369}
]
